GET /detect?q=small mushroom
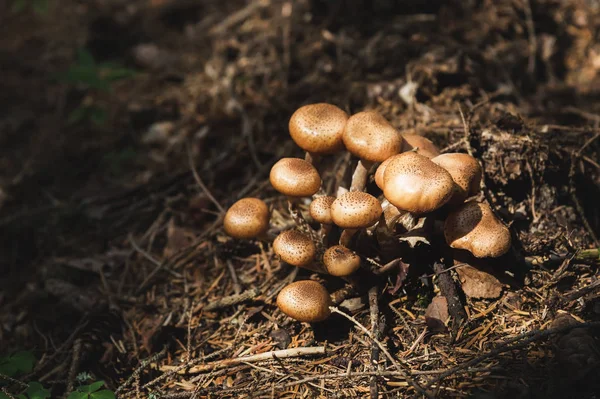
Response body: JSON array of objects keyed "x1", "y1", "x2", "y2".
[
  {"x1": 270, "y1": 158, "x2": 322, "y2": 197},
  {"x1": 444, "y1": 201, "x2": 512, "y2": 258},
  {"x1": 273, "y1": 230, "x2": 317, "y2": 269},
  {"x1": 289, "y1": 103, "x2": 349, "y2": 162},
  {"x1": 331, "y1": 191, "x2": 382, "y2": 245},
  {"x1": 343, "y1": 111, "x2": 403, "y2": 192},
  {"x1": 382, "y1": 152, "x2": 455, "y2": 214},
  {"x1": 277, "y1": 280, "x2": 332, "y2": 322},
  {"x1": 401, "y1": 134, "x2": 440, "y2": 158},
  {"x1": 309, "y1": 195, "x2": 336, "y2": 238},
  {"x1": 223, "y1": 197, "x2": 270, "y2": 239},
  {"x1": 432, "y1": 153, "x2": 483, "y2": 206},
  {"x1": 323, "y1": 245, "x2": 361, "y2": 276}
]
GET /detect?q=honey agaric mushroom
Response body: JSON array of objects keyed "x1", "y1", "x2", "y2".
[
  {"x1": 444, "y1": 201, "x2": 512, "y2": 258},
  {"x1": 374, "y1": 154, "x2": 400, "y2": 191},
  {"x1": 273, "y1": 230, "x2": 317, "y2": 269},
  {"x1": 269, "y1": 158, "x2": 322, "y2": 197},
  {"x1": 401, "y1": 134, "x2": 440, "y2": 159},
  {"x1": 289, "y1": 103, "x2": 349, "y2": 162},
  {"x1": 277, "y1": 280, "x2": 332, "y2": 322},
  {"x1": 343, "y1": 111, "x2": 403, "y2": 192},
  {"x1": 223, "y1": 197, "x2": 270, "y2": 239},
  {"x1": 382, "y1": 152, "x2": 455, "y2": 214},
  {"x1": 432, "y1": 153, "x2": 483, "y2": 206},
  {"x1": 331, "y1": 191, "x2": 382, "y2": 245},
  {"x1": 323, "y1": 245, "x2": 361, "y2": 276},
  {"x1": 309, "y1": 195, "x2": 336, "y2": 239}
]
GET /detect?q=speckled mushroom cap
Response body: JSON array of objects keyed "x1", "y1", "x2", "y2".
[
  {"x1": 331, "y1": 192, "x2": 382, "y2": 229},
  {"x1": 342, "y1": 111, "x2": 403, "y2": 163},
  {"x1": 374, "y1": 154, "x2": 401, "y2": 190},
  {"x1": 223, "y1": 198, "x2": 270, "y2": 239},
  {"x1": 277, "y1": 280, "x2": 332, "y2": 322},
  {"x1": 432, "y1": 153, "x2": 483, "y2": 205},
  {"x1": 289, "y1": 103, "x2": 349, "y2": 154},
  {"x1": 309, "y1": 196, "x2": 336, "y2": 224},
  {"x1": 444, "y1": 201, "x2": 512, "y2": 258},
  {"x1": 323, "y1": 245, "x2": 361, "y2": 276},
  {"x1": 383, "y1": 152, "x2": 455, "y2": 214},
  {"x1": 269, "y1": 158, "x2": 321, "y2": 197},
  {"x1": 401, "y1": 134, "x2": 440, "y2": 159},
  {"x1": 273, "y1": 230, "x2": 317, "y2": 267}
]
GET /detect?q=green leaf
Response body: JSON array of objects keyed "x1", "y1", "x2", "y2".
[
  {"x1": 90, "y1": 390, "x2": 115, "y2": 399},
  {"x1": 100, "y1": 67, "x2": 137, "y2": 82},
  {"x1": 11, "y1": 0, "x2": 28, "y2": 14},
  {"x1": 89, "y1": 108, "x2": 107, "y2": 127},
  {"x1": 26, "y1": 382, "x2": 50, "y2": 399},
  {"x1": 67, "y1": 107, "x2": 88, "y2": 126},
  {"x1": 0, "y1": 352, "x2": 35, "y2": 377},
  {"x1": 86, "y1": 381, "x2": 105, "y2": 393},
  {"x1": 0, "y1": 393, "x2": 9, "y2": 399},
  {"x1": 76, "y1": 49, "x2": 96, "y2": 68},
  {"x1": 66, "y1": 392, "x2": 88, "y2": 399},
  {"x1": 31, "y1": 0, "x2": 48, "y2": 15}
]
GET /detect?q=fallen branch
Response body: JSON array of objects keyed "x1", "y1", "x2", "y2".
[
  {"x1": 158, "y1": 346, "x2": 326, "y2": 374},
  {"x1": 203, "y1": 287, "x2": 260, "y2": 311}
]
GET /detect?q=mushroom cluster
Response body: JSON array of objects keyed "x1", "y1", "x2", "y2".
[{"x1": 222, "y1": 103, "x2": 512, "y2": 323}]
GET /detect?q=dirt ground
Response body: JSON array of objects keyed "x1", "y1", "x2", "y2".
[{"x1": 0, "y1": 0, "x2": 599, "y2": 398}]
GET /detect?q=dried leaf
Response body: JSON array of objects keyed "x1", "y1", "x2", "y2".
[
  {"x1": 456, "y1": 265, "x2": 503, "y2": 299},
  {"x1": 388, "y1": 260, "x2": 410, "y2": 295},
  {"x1": 425, "y1": 296, "x2": 448, "y2": 332}
]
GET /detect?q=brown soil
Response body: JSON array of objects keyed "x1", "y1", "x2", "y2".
[{"x1": 0, "y1": 0, "x2": 599, "y2": 398}]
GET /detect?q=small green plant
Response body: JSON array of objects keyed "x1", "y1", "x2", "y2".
[
  {"x1": 11, "y1": 0, "x2": 48, "y2": 15},
  {"x1": 0, "y1": 351, "x2": 114, "y2": 399},
  {"x1": 66, "y1": 381, "x2": 115, "y2": 399},
  {"x1": 58, "y1": 48, "x2": 137, "y2": 127}
]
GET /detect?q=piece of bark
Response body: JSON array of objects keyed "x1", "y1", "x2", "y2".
[
  {"x1": 456, "y1": 265, "x2": 503, "y2": 299},
  {"x1": 425, "y1": 296, "x2": 449, "y2": 332}
]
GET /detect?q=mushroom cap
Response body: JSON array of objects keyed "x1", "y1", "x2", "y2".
[
  {"x1": 331, "y1": 192, "x2": 383, "y2": 229},
  {"x1": 273, "y1": 230, "x2": 317, "y2": 267},
  {"x1": 382, "y1": 152, "x2": 455, "y2": 214},
  {"x1": 277, "y1": 280, "x2": 332, "y2": 322},
  {"x1": 444, "y1": 201, "x2": 512, "y2": 258},
  {"x1": 270, "y1": 158, "x2": 322, "y2": 197},
  {"x1": 401, "y1": 134, "x2": 440, "y2": 158},
  {"x1": 223, "y1": 197, "x2": 270, "y2": 239},
  {"x1": 323, "y1": 245, "x2": 361, "y2": 276},
  {"x1": 343, "y1": 111, "x2": 403, "y2": 162},
  {"x1": 374, "y1": 154, "x2": 402, "y2": 190},
  {"x1": 289, "y1": 103, "x2": 349, "y2": 154},
  {"x1": 431, "y1": 153, "x2": 482, "y2": 204},
  {"x1": 309, "y1": 196, "x2": 336, "y2": 224}
]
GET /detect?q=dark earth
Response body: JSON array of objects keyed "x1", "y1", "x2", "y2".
[{"x1": 0, "y1": 0, "x2": 599, "y2": 398}]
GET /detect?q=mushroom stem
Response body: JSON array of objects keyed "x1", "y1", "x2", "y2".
[
  {"x1": 339, "y1": 228, "x2": 358, "y2": 247},
  {"x1": 349, "y1": 159, "x2": 373, "y2": 192}
]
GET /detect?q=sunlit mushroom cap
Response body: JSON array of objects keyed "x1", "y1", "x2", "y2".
[
  {"x1": 374, "y1": 154, "x2": 401, "y2": 190},
  {"x1": 401, "y1": 134, "x2": 440, "y2": 159},
  {"x1": 277, "y1": 280, "x2": 332, "y2": 322},
  {"x1": 331, "y1": 192, "x2": 383, "y2": 229},
  {"x1": 382, "y1": 152, "x2": 455, "y2": 214},
  {"x1": 273, "y1": 230, "x2": 317, "y2": 267},
  {"x1": 270, "y1": 158, "x2": 321, "y2": 197},
  {"x1": 323, "y1": 245, "x2": 361, "y2": 276},
  {"x1": 444, "y1": 201, "x2": 512, "y2": 258},
  {"x1": 223, "y1": 198, "x2": 270, "y2": 239},
  {"x1": 289, "y1": 103, "x2": 349, "y2": 154},
  {"x1": 309, "y1": 196, "x2": 336, "y2": 225},
  {"x1": 343, "y1": 111, "x2": 403, "y2": 163},
  {"x1": 432, "y1": 153, "x2": 482, "y2": 205}
]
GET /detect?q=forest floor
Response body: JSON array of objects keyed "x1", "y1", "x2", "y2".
[{"x1": 0, "y1": 0, "x2": 599, "y2": 398}]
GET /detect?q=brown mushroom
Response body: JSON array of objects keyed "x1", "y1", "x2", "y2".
[
  {"x1": 331, "y1": 191, "x2": 382, "y2": 245},
  {"x1": 273, "y1": 230, "x2": 317, "y2": 269},
  {"x1": 343, "y1": 111, "x2": 403, "y2": 192},
  {"x1": 277, "y1": 280, "x2": 332, "y2": 322},
  {"x1": 309, "y1": 195, "x2": 336, "y2": 239},
  {"x1": 444, "y1": 201, "x2": 512, "y2": 258},
  {"x1": 270, "y1": 158, "x2": 322, "y2": 198},
  {"x1": 223, "y1": 197, "x2": 270, "y2": 239},
  {"x1": 323, "y1": 245, "x2": 361, "y2": 276},
  {"x1": 432, "y1": 153, "x2": 482, "y2": 206},
  {"x1": 289, "y1": 103, "x2": 349, "y2": 162},
  {"x1": 382, "y1": 152, "x2": 455, "y2": 214},
  {"x1": 401, "y1": 134, "x2": 440, "y2": 159}
]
